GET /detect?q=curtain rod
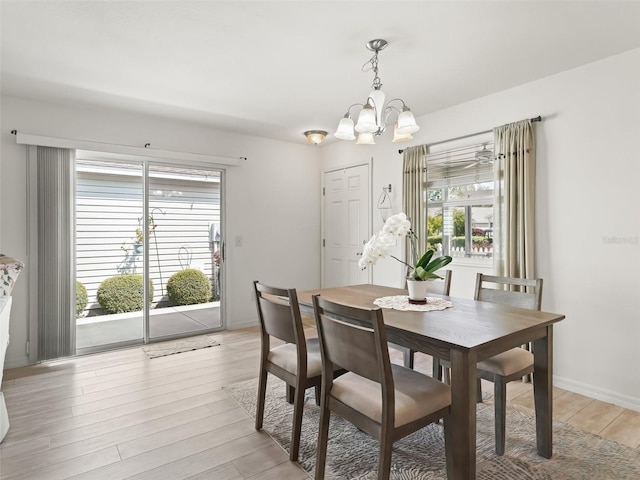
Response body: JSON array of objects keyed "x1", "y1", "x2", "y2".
[
  {"x1": 10, "y1": 130, "x2": 247, "y2": 165},
  {"x1": 398, "y1": 115, "x2": 542, "y2": 154}
]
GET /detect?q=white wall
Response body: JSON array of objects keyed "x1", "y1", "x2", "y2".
[
  {"x1": 2, "y1": 48, "x2": 639, "y2": 412},
  {"x1": 320, "y1": 48, "x2": 640, "y2": 411},
  {"x1": 0, "y1": 95, "x2": 322, "y2": 368}
]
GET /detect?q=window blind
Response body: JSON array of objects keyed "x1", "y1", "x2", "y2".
[
  {"x1": 37, "y1": 146, "x2": 76, "y2": 360},
  {"x1": 427, "y1": 141, "x2": 495, "y2": 188}
]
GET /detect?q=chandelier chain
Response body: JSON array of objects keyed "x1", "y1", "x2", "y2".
[{"x1": 362, "y1": 52, "x2": 382, "y2": 90}]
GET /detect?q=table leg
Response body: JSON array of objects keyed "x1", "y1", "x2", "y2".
[
  {"x1": 532, "y1": 325, "x2": 553, "y2": 458},
  {"x1": 448, "y1": 348, "x2": 477, "y2": 480}
]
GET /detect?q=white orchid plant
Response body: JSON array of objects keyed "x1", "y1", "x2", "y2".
[{"x1": 359, "y1": 212, "x2": 452, "y2": 281}]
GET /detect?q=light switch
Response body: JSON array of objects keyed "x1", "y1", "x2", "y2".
[{"x1": 235, "y1": 235, "x2": 242, "y2": 247}]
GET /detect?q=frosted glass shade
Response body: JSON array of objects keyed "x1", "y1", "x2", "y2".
[
  {"x1": 392, "y1": 123, "x2": 413, "y2": 142},
  {"x1": 396, "y1": 109, "x2": 420, "y2": 134},
  {"x1": 304, "y1": 130, "x2": 327, "y2": 145},
  {"x1": 355, "y1": 105, "x2": 377, "y2": 133},
  {"x1": 334, "y1": 116, "x2": 356, "y2": 140},
  {"x1": 356, "y1": 132, "x2": 376, "y2": 145}
]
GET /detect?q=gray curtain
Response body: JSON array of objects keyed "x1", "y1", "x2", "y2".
[
  {"x1": 402, "y1": 145, "x2": 427, "y2": 266},
  {"x1": 37, "y1": 146, "x2": 76, "y2": 360},
  {"x1": 493, "y1": 120, "x2": 536, "y2": 280}
]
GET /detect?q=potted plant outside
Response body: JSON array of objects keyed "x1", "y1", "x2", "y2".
[
  {"x1": 121, "y1": 218, "x2": 158, "y2": 255},
  {"x1": 133, "y1": 228, "x2": 144, "y2": 254}
]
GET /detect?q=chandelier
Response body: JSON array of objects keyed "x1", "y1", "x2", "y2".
[{"x1": 335, "y1": 39, "x2": 420, "y2": 144}]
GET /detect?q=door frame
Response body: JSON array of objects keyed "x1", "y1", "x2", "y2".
[
  {"x1": 26, "y1": 148, "x2": 229, "y2": 361},
  {"x1": 144, "y1": 161, "x2": 227, "y2": 343},
  {"x1": 320, "y1": 158, "x2": 373, "y2": 288}
]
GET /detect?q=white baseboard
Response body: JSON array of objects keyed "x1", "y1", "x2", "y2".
[
  {"x1": 554, "y1": 375, "x2": 640, "y2": 413},
  {"x1": 3, "y1": 356, "x2": 30, "y2": 370},
  {"x1": 227, "y1": 319, "x2": 258, "y2": 330}
]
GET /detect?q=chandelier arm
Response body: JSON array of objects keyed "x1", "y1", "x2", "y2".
[
  {"x1": 382, "y1": 99, "x2": 409, "y2": 125},
  {"x1": 344, "y1": 103, "x2": 366, "y2": 117},
  {"x1": 382, "y1": 106, "x2": 400, "y2": 128},
  {"x1": 385, "y1": 98, "x2": 408, "y2": 109}
]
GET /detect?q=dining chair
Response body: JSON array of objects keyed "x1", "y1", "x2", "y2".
[
  {"x1": 312, "y1": 295, "x2": 452, "y2": 480},
  {"x1": 434, "y1": 273, "x2": 543, "y2": 455},
  {"x1": 253, "y1": 280, "x2": 325, "y2": 461},
  {"x1": 395, "y1": 269, "x2": 452, "y2": 370}
]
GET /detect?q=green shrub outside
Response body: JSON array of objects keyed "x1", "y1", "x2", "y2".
[
  {"x1": 472, "y1": 235, "x2": 492, "y2": 247},
  {"x1": 427, "y1": 235, "x2": 442, "y2": 245},
  {"x1": 76, "y1": 281, "x2": 88, "y2": 316},
  {"x1": 427, "y1": 235, "x2": 442, "y2": 251},
  {"x1": 451, "y1": 236, "x2": 493, "y2": 249},
  {"x1": 452, "y1": 236, "x2": 465, "y2": 248},
  {"x1": 97, "y1": 274, "x2": 154, "y2": 314},
  {"x1": 167, "y1": 269, "x2": 211, "y2": 306}
]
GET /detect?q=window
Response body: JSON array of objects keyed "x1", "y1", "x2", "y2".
[{"x1": 426, "y1": 141, "x2": 494, "y2": 263}]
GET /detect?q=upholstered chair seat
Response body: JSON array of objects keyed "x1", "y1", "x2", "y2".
[
  {"x1": 331, "y1": 365, "x2": 451, "y2": 427},
  {"x1": 267, "y1": 338, "x2": 323, "y2": 378},
  {"x1": 476, "y1": 348, "x2": 534, "y2": 377}
]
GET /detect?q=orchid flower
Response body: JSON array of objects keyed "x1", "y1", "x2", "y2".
[{"x1": 358, "y1": 212, "x2": 452, "y2": 280}]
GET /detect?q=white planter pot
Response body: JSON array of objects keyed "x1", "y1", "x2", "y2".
[{"x1": 406, "y1": 279, "x2": 428, "y2": 301}]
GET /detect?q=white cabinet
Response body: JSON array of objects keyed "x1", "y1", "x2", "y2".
[
  {"x1": 0, "y1": 296, "x2": 12, "y2": 442},
  {"x1": 0, "y1": 254, "x2": 23, "y2": 443}
]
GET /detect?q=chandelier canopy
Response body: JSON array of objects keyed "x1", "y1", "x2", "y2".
[{"x1": 335, "y1": 39, "x2": 420, "y2": 144}]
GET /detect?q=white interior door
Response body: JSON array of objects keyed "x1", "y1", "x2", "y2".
[{"x1": 323, "y1": 164, "x2": 371, "y2": 287}]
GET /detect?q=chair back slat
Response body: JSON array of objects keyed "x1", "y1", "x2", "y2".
[
  {"x1": 254, "y1": 281, "x2": 301, "y2": 345},
  {"x1": 313, "y1": 296, "x2": 390, "y2": 384},
  {"x1": 258, "y1": 297, "x2": 298, "y2": 344},
  {"x1": 474, "y1": 274, "x2": 543, "y2": 311},
  {"x1": 318, "y1": 313, "x2": 381, "y2": 382},
  {"x1": 429, "y1": 269, "x2": 452, "y2": 296}
]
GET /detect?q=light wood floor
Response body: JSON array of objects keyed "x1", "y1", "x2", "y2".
[{"x1": 1, "y1": 326, "x2": 639, "y2": 479}]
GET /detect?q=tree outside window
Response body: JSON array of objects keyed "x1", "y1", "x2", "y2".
[{"x1": 427, "y1": 182, "x2": 493, "y2": 261}]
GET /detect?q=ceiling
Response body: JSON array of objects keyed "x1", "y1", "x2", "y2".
[{"x1": 2, "y1": 1, "x2": 639, "y2": 145}]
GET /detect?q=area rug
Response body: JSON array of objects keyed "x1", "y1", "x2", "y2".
[
  {"x1": 225, "y1": 378, "x2": 640, "y2": 480},
  {"x1": 142, "y1": 334, "x2": 220, "y2": 358}
]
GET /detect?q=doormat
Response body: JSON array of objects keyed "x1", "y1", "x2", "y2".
[{"x1": 142, "y1": 334, "x2": 221, "y2": 358}]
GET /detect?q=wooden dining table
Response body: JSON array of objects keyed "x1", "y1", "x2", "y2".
[{"x1": 297, "y1": 284, "x2": 565, "y2": 480}]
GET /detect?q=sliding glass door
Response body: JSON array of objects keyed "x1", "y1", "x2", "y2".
[
  {"x1": 75, "y1": 158, "x2": 145, "y2": 352},
  {"x1": 75, "y1": 153, "x2": 223, "y2": 354},
  {"x1": 147, "y1": 164, "x2": 222, "y2": 341}
]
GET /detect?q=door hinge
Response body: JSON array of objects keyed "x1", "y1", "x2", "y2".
[
  {"x1": 322, "y1": 239, "x2": 325, "y2": 247},
  {"x1": 26, "y1": 340, "x2": 30, "y2": 356},
  {"x1": 322, "y1": 187, "x2": 325, "y2": 196}
]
